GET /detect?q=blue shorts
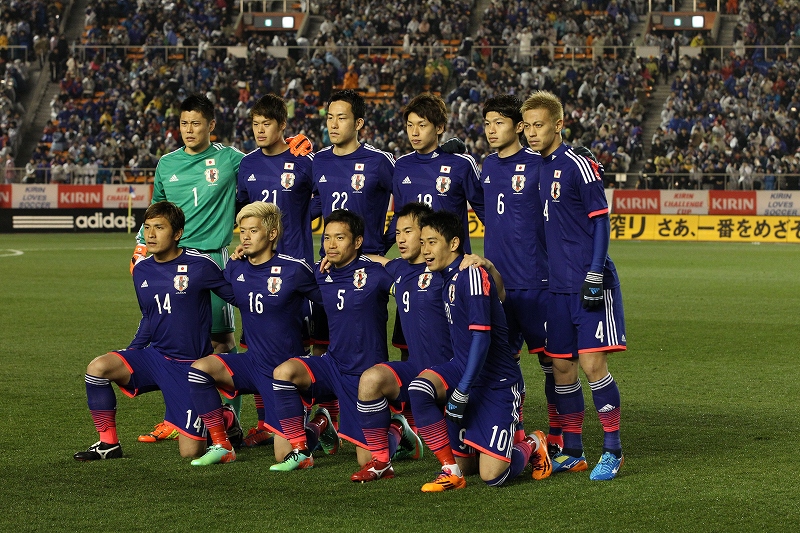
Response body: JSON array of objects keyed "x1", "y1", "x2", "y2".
[
  {"x1": 294, "y1": 354, "x2": 364, "y2": 447},
  {"x1": 309, "y1": 301, "x2": 329, "y2": 345},
  {"x1": 503, "y1": 289, "x2": 548, "y2": 354},
  {"x1": 114, "y1": 347, "x2": 206, "y2": 441},
  {"x1": 379, "y1": 360, "x2": 427, "y2": 413},
  {"x1": 544, "y1": 287, "x2": 627, "y2": 358},
  {"x1": 210, "y1": 353, "x2": 284, "y2": 438},
  {"x1": 461, "y1": 380, "x2": 523, "y2": 463}
]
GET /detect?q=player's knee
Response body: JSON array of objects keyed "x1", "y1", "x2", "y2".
[
  {"x1": 191, "y1": 356, "x2": 213, "y2": 374},
  {"x1": 273, "y1": 359, "x2": 305, "y2": 384},
  {"x1": 482, "y1": 466, "x2": 512, "y2": 487},
  {"x1": 357, "y1": 366, "x2": 387, "y2": 399},
  {"x1": 86, "y1": 353, "x2": 121, "y2": 378}
]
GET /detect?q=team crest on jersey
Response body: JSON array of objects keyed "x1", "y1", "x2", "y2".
[
  {"x1": 439, "y1": 165, "x2": 451, "y2": 173},
  {"x1": 205, "y1": 159, "x2": 216, "y2": 166},
  {"x1": 355, "y1": 163, "x2": 365, "y2": 171},
  {"x1": 205, "y1": 168, "x2": 219, "y2": 184},
  {"x1": 550, "y1": 182, "x2": 561, "y2": 200},
  {"x1": 353, "y1": 268, "x2": 367, "y2": 289},
  {"x1": 418, "y1": 272, "x2": 432, "y2": 289},
  {"x1": 351, "y1": 174, "x2": 365, "y2": 191},
  {"x1": 284, "y1": 162, "x2": 295, "y2": 170},
  {"x1": 436, "y1": 176, "x2": 451, "y2": 194},
  {"x1": 174, "y1": 275, "x2": 188, "y2": 292},
  {"x1": 448, "y1": 282, "x2": 456, "y2": 302},
  {"x1": 554, "y1": 170, "x2": 562, "y2": 179},
  {"x1": 515, "y1": 164, "x2": 526, "y2": 171},
  {"x1": 267, "y1": 276, "x2": 282, "y2": 294},
  {"x1": 281, "y1": 172, "x2": 295, "y2": 189},
  {"x1": 512, "y1": 174, "x2": 526, "y2": 192}
]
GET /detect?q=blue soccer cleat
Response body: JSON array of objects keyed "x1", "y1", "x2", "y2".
[
  {"x1": 551, "y1": 452, "x2": 588, "y2": 474},
  {"x1": 590, "y1": 452, "x2": 624, "y2": 480}
]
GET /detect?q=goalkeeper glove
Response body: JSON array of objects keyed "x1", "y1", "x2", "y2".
[
  {"x1": 572, "y1": 145, "x2": 598, "y2": 164},
  {"x1": 287, "y1": 134, "x2": 313, "y2": 156},
  {"x1": 440, "y1": 137, "x2": 467, "y2": 154},
  {"x1": 581, "y1": 271, "x2": 604, "y2": 310},
  {"x1": 130, "y1": 244, "x2": 147, "y2": 274},
  {"x1": 444, "y1": 388, "x2": 469, "y2": 425}
]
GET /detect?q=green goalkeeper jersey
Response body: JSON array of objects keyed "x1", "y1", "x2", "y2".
[{"x1": 138, "y1": 143, "x2": 245, "y2": 251}]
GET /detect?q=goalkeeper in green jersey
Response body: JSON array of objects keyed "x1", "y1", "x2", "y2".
[{"x1": 132, "y1": 93, "x2": 245, "y2": 442}]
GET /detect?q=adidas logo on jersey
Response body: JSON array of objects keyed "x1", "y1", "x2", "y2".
[
  {"x1": 169, "y1": 175, "x2": 179, "y2": 182},
  {"x1": 402, "y1": 176, "x2": 411, "y2": 184},
  {"x1": 237, "y1": 274, "x2": 245, "y2": 282},
  {"x1": 484, "y1": 176, "x2": 490, "y2": 183},
  {"x1": 598, "y1": 404, "x2": 616, "y2": 413},
  {"x1": 325, "y1": 275, "x2": 333, "y2": 282},
  {"x1": 247, "y1": 174, "x2": 256, "y2": 182},
  {"x1": 319, "y1": 175, "x2": 327, "y2": 183},
  {"x1": 140, "y1": 280, "x2": 148, "y2": 288}
]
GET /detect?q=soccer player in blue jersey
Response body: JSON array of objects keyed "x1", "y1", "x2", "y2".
[
  {"x1": 186, "y1": 202, "x2": 330, "y2": 466},
  {"x1": 74, "y1": 201, "x2": 236, "y2": 461},
  {"x1": 390, "y1": 93, "x2": 484, "y2": 253},
  {"x1": 522, "y1": 91, "x2": 627, "y2": 481},
  {"x1": 348, "y1": 202, "x2": 447, "y2": 482},
  {"x1": 271, "y1": 210, "x2": 394, "y2": 472},
  {"x1": 480, "y1": 95, "x2": 563, "y2": 457},
  {"x1": 407, "y1": 211, "x2": 552, "y2": 491},
  {"x1": 235, "y1": 94, "x2": 318, "y2": 446}
]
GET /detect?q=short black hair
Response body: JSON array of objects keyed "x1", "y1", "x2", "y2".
[
  {"x1": 403, "y1": 93, "x2": 448, "y2": 128},
  {"x1": 395, "y1": 201, "x2": 434, "y2": 225},
  {"x1": 328, "y1": 89, "x2": 366, "y2": 121},
  {"x1": 420, "y1": 210, "x2": 464, "y2": 254},
  {"x1": 324, "y1": 209, "x2": 365, "y2": 242},
  {"x1": 249, "y1": 93, "x2": 287, "y2": 125},
  {"x1": 144, "y1": 201, "x2": 185, "y2": 234},
  {"x1": 180, "y1": 93, "x2": 215, "y2": 122},
  {"x1": 482, "y1": 94, "x2": 523, "y2": 124}
]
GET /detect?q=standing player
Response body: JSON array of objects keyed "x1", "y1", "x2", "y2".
[
  {"x1": 271, "y1": 210, "x2": 394, "y2": 472},
  {"x1": 390, "y1": 93, "x2": 484, "y2": 253},
  {"x1": 407, "y1": 211, "x2": 552, "y2": 491},
  {"x1": 74, "y1": 201, "x2": 235, "y2": 461},
  {"x1": 522, "y1": 91, "x2": 626, "y2": 480},
  {"x1": 132, "y1": 93, "x2": 245, "y2": 441},
  {"x1": 187, "y1": 202, "x2": 329, "y2": 466},
  {"x1": 235, "y1": 93, "x2": 317, "y2": 446},
  {"x1": 480, "y1": 95, "x2": 563, "y2": 456}
]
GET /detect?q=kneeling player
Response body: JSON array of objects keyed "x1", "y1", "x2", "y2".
[
  {"x1": 271, "y1": 210, "x2": 394, "y2": 471},
  {"x1": 188, "y1": 202, "x2": 329, "y2": 466},
  {"x1": 407, "y1": 211, "x2": 552, "y2": 491},
  {"x1": 74, "y1": 201, "x2": 235, "y2": 461}
]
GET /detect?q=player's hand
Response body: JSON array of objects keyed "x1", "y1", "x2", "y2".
[
  {"x1": 445, "y1": 388, "x2": 469, "y2": 425},
  {"x1": 572, "y1": 145, "x2": 598, "y2": 164},
  {"x1": 458, "y1": 253, "x2": 492, "y2": 271},
  {"x1": 581, "y1": 271, "x2": 604, "y2": 310},
  {"x1": 287, "y1": 134, "x2": 313, "y2": 156},
  {"x1": 130, "y1": 244, "x2": 147, "y2": 274},
  {"x1": 319, "y1": 256, "x2": 332, "y2": 272},
  {"x1": 229, "y1": 243, "x2": 246, "y2": 261},
  {"x1": 440, "y1": 137, "x2": 467, "y2": 154}
]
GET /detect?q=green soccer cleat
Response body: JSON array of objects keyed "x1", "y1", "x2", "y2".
[
  {"x1": 590, "y1": 452, "x2": 624, "y2": 481},
  {"x1": 315, "y1": 407, "x2": 340, "y2": 456},
  {"x1": 551, "y1": 452, "x2": 588, "y2": 474},
  {"x1": 191, "y1": 444, "x2": 236, "y2": 466},
  {"x1": 269, "y1": 449, "x2": 314, "y2": 471},
  {"x1": 390, "y1": 413, "x2": 423, "y2": 461}
]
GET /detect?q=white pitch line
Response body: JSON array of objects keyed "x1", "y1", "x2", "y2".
[
  {"x1": 0, "y1": 249, "x2": 24, "y2": 257},
  {"x1": 0, "y1": 246, "x2": 132, "y2": 255}
]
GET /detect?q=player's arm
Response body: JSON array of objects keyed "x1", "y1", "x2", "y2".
[
  {"x1": 208, "y1": 263, "x2": 237, "y2": 305},
  {"x1": 462, "y1": 156, "x2": 486, "y2": 223},
  {"x1": 128, "y1": 287, "x2": 152, "y2": 348},
  {"x1": 445, "y1": 329, "x2": 491, "y2": 426},
  {"x1": 379, "y1": 154, "x2": 396, "y2": 253},
  {"x1": 384, "y1": 176, "x2": 402, "y2": 252},
  {"x1": 582, "y1": 214, "x2": 610, "y2": 310},
  {"x1": 364, "y1": 253, "x2": 390, "y2": 266},
  {"x1": 458, "y1": 254, "x2": 505, "y2": 302},
  {"x1": 297, "y1": 263, "x2": 324, "y2": 304}
]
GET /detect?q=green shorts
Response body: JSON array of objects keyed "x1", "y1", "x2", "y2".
[{"x1": 201, "y1": 247, "x2": 235, "y2": 334}]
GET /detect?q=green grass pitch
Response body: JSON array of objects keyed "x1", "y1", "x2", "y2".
[{"x1": 1, "y1": 234, "x2": 799, "y2": 531}]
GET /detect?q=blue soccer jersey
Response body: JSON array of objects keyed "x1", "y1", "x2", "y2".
[
  {"x1": 390, "y1": 149, "x2": 484, "y2": 252},
  {"x1": 224, "y1": 254, "x2": 322, "y2": 373},
  {"x1": 237, "y1": 149, "x2": 317, "y2": 264},
  {"x1": 441, "y1": 258, "x2": 521, "y2": 387},
  {"x1": 481, "y1": 148, "x2": 548, "y2": 290},
  {"x1": 384, "y1": 259, "x2": 451, "y2": 371},
  {"x1": 538, "y1": 144, "x2": 620, "y2": 293},
  {"x1": 130, "y1": 249, "x2": 235, "y2": 360},
  {"x1": 311, "y1": 143, "x2": 395, "y2": 254},
  {"x1": 315, "y1": 255, "x2": 394, "y2": 375}
]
